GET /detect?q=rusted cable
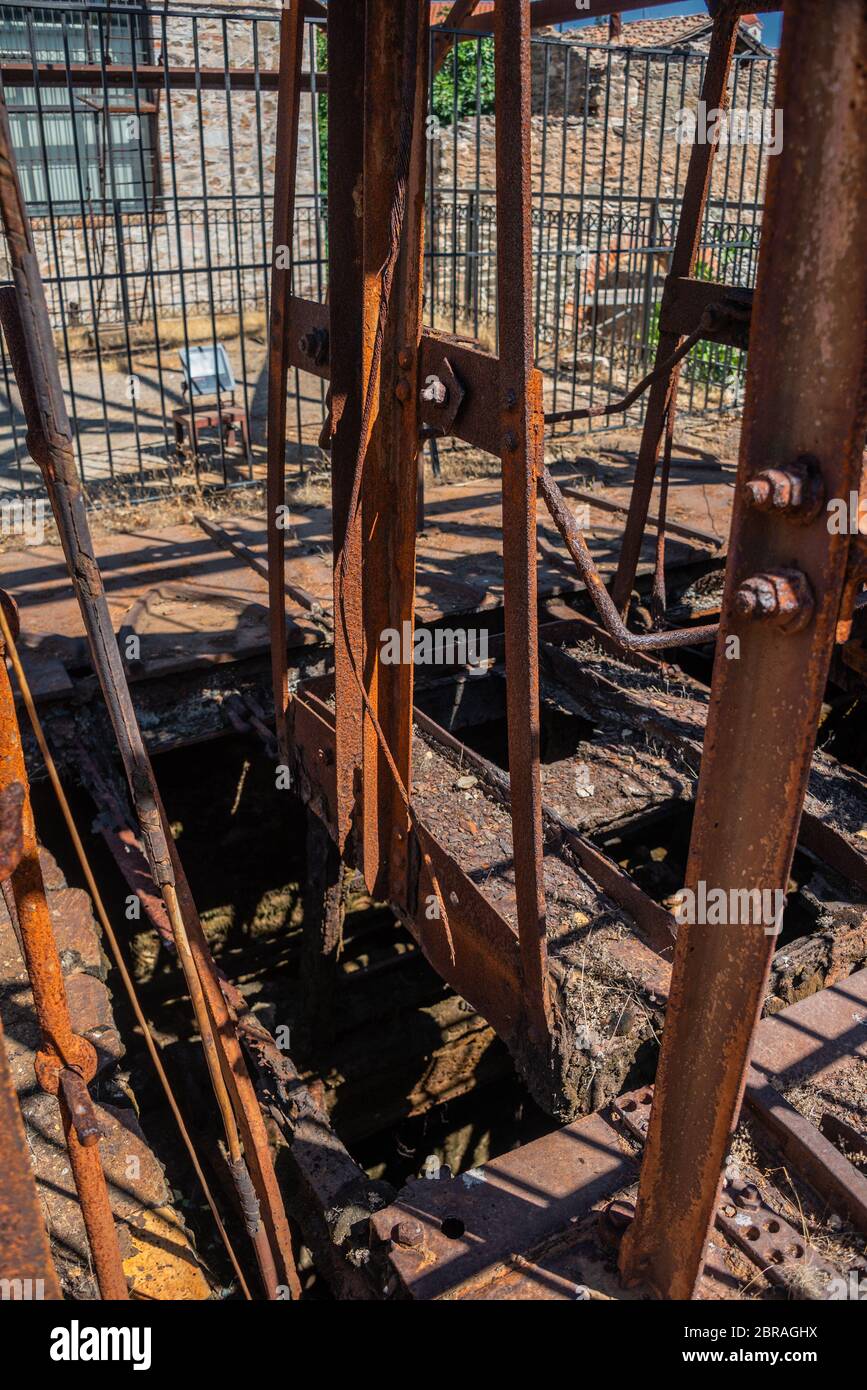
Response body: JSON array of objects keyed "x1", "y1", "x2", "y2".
[
  {"x1": 537, "y1": 466, "x2": 719, "y2": 652},
  {"x1": 0, "y1": 621, "x2": 128, "y2": 1300},
  {"x1": 0, "y1": 601, "x2": 252, "y2": 1299}
]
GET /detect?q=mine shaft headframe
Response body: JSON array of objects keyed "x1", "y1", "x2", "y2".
[{"x1": 269, "y1": 0, "x2": 867, "y2": 1300}]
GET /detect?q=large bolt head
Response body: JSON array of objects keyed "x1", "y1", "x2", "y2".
[
  {"x1": 734, "y1": 569, "x2": 815, "y2": 633},
  {"x1": 742, "y1": 456, "x2": 824, "y2": 522},
  {"x1": 392, "y1": 1218, "x2": 425, "y2": 1250}
]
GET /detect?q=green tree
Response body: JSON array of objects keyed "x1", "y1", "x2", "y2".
[{"x1": 431, "y1": 36, "x2": 496, "y2": 127}]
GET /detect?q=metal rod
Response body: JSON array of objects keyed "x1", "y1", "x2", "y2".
[
  {"x1": 267, "y1": 0, "x2": 307, "y2": 766},
  {"x1": 539, "y1": 467, "x2": 718, "y2": 659}
]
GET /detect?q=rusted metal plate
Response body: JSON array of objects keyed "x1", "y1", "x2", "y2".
[
  {"x1": 370, "y1": 1109, "x2": 634, "y2": 1300},
  {"x1": 752, "y1": 968, "x2": 867, "y2": 1086},
  {"x1": 744, "y1": 1066, "x2": 867, "y2": 1234},
  {"x1": 411, "y1": 821, "x2": 525, "y2": 1042},
  {"x1": 660, "y1": 277, "x2": 753, "y2": 351},
  {"x1": 613, "y1": 1087, "x2": 845, "y2": 1296}
]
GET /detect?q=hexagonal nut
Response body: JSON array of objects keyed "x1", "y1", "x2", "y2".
[
  {"x1": 392, "y1": 1218, "x2": 425, "y2": 1251},
  {"x1": 734, "y1": 568, "x2": 815, "y2": 633},
  {"x1": 743, "y1": 456, "x2": 824, "y2": 523}
]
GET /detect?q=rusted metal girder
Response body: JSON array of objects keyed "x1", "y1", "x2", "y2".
[
  {"x1": 619, "y1": 0, "x2": 867, "y2": 1300},
  {"x1": 357, "y1": 0, "x2": 430, "y2": 901},
  {"x1": 611, "y1": 2, "x2": 741, "y2": 616},
  {"x1": 267, "y1": 0, "x2": 307, "y2": 766},
  {"x1": 494, "y1": 0, "x2": 550, "y2": 1042},
  {"x1": 0, "y1": 99, "x2": 297, "y2": 1300},
  {"x1": 456, "y1": 0, "x2": 779, "y2": 39},
  {"x1": 327, "y1": 0, "x2": 366, "y2": 861},
  {"x1": 0, "y1": 624, "x2": 127, "y2": 1300}
]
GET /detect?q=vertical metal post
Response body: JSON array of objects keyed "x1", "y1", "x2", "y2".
[
  {"x1": 360, "y1": 0, "x2": 429, "y2": 902},
  {"x1": 619, "y1": 0, "x2": 867, "y2": 1300},
  {"x1": 328, "y1": 0, "x2": 367, "y2": 861},
  {"x1": 611, "y1": 5, "x2": 740, "y2": 615},
  {"x1": 267, "y1": 0, "x2": 306, "y2": 766},
  {"x1": 495, "y1": 0, "x2": 551, "y2": 1040}
]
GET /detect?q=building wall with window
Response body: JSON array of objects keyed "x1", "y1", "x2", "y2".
[{"x1": 0, "y1": 1, "x2": 321, "y2": 333}]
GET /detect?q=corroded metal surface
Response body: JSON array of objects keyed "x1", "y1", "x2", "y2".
[{"x1": 620, "y1": 0, "x2": 867, "y2": 1300}]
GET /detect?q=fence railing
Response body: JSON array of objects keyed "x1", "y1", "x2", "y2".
[{"x1": 0, "y1": 3, "x2": 777, "y2": 504}]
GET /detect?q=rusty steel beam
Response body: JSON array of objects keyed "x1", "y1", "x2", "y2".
[
  {"x1": 611, "y1": 4, "x2": 741, "y2": 616},
  {"x1": 267, "y1": 0, "x2": 307, "y2": 766},
  {"x1": 619, "y1": 0, "x2": 867, "y2": 1301},
  {"x1": 431, "y1": 1, "x2": 482, "y2": 75},
  {"x1": 455, "y1": 0, "x2": 779, "y2": 38},
  {"x1": 494, "y1": 0, "x2": 550, "y2": 1042},
  {"x1": 327, "y1": 1, "x2": 366, "y2": 861},
  {"x1": 359, "y1": 0, "x2": 430, "y2": 902}
]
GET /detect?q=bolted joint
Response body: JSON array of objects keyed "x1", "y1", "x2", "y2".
[
  {"x1": 391, "y1": 1218, "x2": 425, "y2": 1251},
  {"x1": 733, "y1": 568, "x2": 815, "y2": 633},
  {"x1": 420, "y1": 374, "x2": 448, "y2": 407},
  {"x1": 35, "y1": 1034, "x2": 98, "y2": 1095},
  {"x1": 394, "y1": 378, "x2": 412, "y2": 403},
  {"x1": 742, "y1": 454, "x2": 824, "y2": 523}
]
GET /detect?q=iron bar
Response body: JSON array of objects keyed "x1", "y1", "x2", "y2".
[
  {"x1": 619, "y1": 0, "x2": 867, "y2": 1300},
  {"x1": 494, "y1": 0, "x2": 550, "y2": 1041},
  {"x1": 267, "y1": 0, "x2": 307, "y2": 765},
  {"x1": 538, "y1": 466, "x2": 719, "y2": 651}
]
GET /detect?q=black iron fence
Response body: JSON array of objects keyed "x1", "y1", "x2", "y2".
[{"x1": 0, "y1": 2, "x2": 777, "y2": 503}]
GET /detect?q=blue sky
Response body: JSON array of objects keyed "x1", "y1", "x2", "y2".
[{"x1": 567, "y1": 5, "x2": 783, "y2": 49}]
